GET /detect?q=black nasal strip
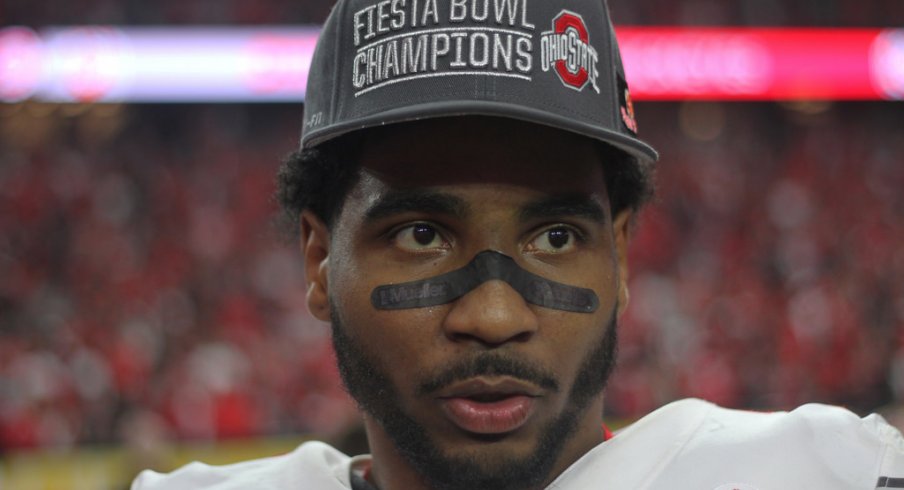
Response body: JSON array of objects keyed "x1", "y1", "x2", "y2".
[{"x1": 371, "y1": 250, "x2": 599, "y2": 313}]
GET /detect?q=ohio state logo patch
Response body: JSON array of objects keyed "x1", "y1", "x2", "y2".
[
  {"x1": 540, "y1": 10, "x2": 600, "y2": 93},
  {"x1": 618, "y1": 74, "x2": 638, "y2": 134}
]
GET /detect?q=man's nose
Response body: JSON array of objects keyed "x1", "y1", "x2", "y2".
[{"x1": 442, "y1": 280, "x2": 539, "y2": 346}]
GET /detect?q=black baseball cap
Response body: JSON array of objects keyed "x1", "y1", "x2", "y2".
[{"x1": 301, "y1": 0, "x2": 658, "y2": 163}]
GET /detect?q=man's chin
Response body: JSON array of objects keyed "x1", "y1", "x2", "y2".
[
  {"x1": 431, "y1": 428, "x2": 550, "y2": 463},
  {"x1": 377, "y1": 400, "x2": 581, "y2": 490},
  {"x1": 408, "y1": 440, "x2": 558, "y2": 490}
]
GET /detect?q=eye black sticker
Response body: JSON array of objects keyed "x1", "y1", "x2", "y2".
[{"x1": 371, "y1": 250, "x2": 599, "y2": 313}]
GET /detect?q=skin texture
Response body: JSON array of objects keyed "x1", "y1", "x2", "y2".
[{"x1": 301, "y1": 117, "x2": 633, "y2": 490}]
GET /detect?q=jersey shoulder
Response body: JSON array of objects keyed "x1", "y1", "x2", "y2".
[
  {"x1": 654, "y1": 399, "x2": 904, "y2": 489},
  {"x1": 550, "y1": 398, "x2": 904, "y2": 490},
  {"x1": 130, "y1": 441, "x2": 353, "y2": 490}
]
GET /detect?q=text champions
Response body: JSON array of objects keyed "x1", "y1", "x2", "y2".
[{"x1": 351, "y1": 0, "x2": 536, "y2": 96}]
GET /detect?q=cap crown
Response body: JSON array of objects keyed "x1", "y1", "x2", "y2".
[{"x1": 302, "y1": 0, "x2": 657, "y2": 163}]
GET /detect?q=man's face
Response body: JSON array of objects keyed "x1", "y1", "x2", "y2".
[{"x1": 303, "y1": 117, "x2": 631, "y2": 490}]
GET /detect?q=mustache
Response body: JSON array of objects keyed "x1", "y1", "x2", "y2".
[{"x1": 417, "y1": 352, "x2": 560, "y2": 396}]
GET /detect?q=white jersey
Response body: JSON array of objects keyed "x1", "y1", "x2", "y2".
[{"x1": 131, "y1": 398, "x2": 904, "y2": 490}]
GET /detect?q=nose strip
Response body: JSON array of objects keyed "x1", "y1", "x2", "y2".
[{"x1": 371, "y1": 250, "x2": 599, "y2": 313}]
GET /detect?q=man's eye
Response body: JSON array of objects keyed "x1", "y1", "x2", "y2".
[
  {"x1": 393, "y1": 223, "x2": 447, "y2": 250},
  {"x1": 527, "y1": 226, "x2": 578, "y2": 253}
]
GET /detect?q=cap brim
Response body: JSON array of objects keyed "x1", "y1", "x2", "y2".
[{"x1": 302, "y1": 100, "x2": 659, "y2": 164}]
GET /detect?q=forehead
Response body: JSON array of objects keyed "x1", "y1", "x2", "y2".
[
  {"x1": 356, "y1": 116, "x2": 607, "y2": 193},
  {"x1": 359, "y1": 116, "x2": 605, "y2": 194}
]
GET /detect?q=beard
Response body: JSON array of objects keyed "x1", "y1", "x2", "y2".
[{"x1": 331, "y1": 305, "x2": 618, "y2": 490}]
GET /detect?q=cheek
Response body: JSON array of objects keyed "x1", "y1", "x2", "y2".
[
  {"x1": 331, "y1": 277, "x2": 442, "y2": 380},
  {"x1": 537, "y1": 308, "x2": 609, "y2": 351},
  {"x1": 328, "y1": 249, "x2": 386, "y2": 317},
  {"x1": 590, "y1": 249, "x2": 621, "y2": 308},
  {"x1": 594, "y1": 272, "x2": 620, "y2": 313},
  {"x1": 330, "y1": 247, "x2": 445, "y2": 347},
  {"x1": 550, "y1": 254, "x2": 620, "y2": 315}
]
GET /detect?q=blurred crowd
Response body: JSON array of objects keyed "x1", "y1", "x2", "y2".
[
  {"x1": 0, "y1": 103, "x2": 357, "y2": 451},
  {"x1": 610, "y1": 101, "x2": 904, "y2": 419},
  {"x1": 2, "y1": 0, "x2": 904, "y2": 454},
  {"x1": 2, "y1": 99, "x2": 903, "y2": 452}
]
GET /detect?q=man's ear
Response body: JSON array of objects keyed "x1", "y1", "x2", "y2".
[
  {"x1": 300, "y1": 210, "x2": 331, "y2": 322},
  {"x1": 613, "y1": 209, "x2": 633, "y2": 317}
]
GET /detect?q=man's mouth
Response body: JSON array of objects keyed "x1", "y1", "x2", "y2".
[{"x1": 436, "y1": 377, "x2": 541, "y2": 435}]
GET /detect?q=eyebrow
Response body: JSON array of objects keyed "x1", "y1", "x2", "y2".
[
  {"x1": 518, "y1": 194, "x2": 608, "y2": 224},
  {"x1": 363, "y1": 189, "x2": 469, "y2": 223}
]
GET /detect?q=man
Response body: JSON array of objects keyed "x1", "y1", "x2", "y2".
[{"x1": 133, "y1": 0, "x2": 904, "y2": 488}]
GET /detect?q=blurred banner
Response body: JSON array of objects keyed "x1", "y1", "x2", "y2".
[{"x1": 1, "y1": 26, "x2": 903, "y2": 102}]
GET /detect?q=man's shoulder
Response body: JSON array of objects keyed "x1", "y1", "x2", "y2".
[
  {"x1": 648, "y1": 397, "x2": 903, "y2": 443},
  {"x1": 130, "y1": 441, "x2": 354, "y2": 490},
  {"x1": 664, "y1": 399, "x2": 904, "y2": 487},
  {"x1": 551, "y1": 399, "x2": 904, "y2": 489}
]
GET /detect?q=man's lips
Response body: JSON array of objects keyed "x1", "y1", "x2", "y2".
[{"x1": 436, "y1": 377, "x2": 542, "y2": 435}]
